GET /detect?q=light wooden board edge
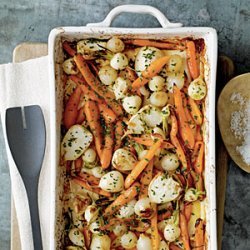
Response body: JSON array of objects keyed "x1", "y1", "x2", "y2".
[
  {"x1": 11, "y1": 43, "x2": 48, "y2": 250},
  {"x1": 216, "y1": 142, "x2": 229, "y2": 250}
]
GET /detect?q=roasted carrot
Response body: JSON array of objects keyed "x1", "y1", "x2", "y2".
[
  {"x1": 196, "y1": 126, "x2": 203, "y2": 142},
  {"x1": 125, "y1": 39, "x2": 185, "y2": 50},
  {"x1": 84, "y1": 100, "x2": 103, "y2": 159},
  {"x1": 190, "y1": 171, "x2": 205, "y2": 194},
  {"x1": 151, "y1": 205, "x2": 160, "y2": 250},
  {"x1": 109, "y1": 232, "x2": 116, "y2": 242},
  {"x1": 194, "y1": 219, "x2": 205, "y2": 250},
  {"x1": 192, "y1": 141, "x2": 204, "y2": 174},
  {"x1": 142, "y1": 56, "x2": 169, "y2": 79},
  {"x1": 74, "y1": 157, "x2": 82, "y2": 173},
  {"x1": 140, "y1": 159, "x2": 154, "y2": 186},
  {"x1": 72, "y1": 177, "x2": 111, "y2": 197},
  {"x1": 100, "y1": 218, "x2": 134, "y2": 230},
  {"x1": 170, "y1": 114, "x2": 188, "y2": 171},
  {"x1": 132, "y1": 221, "x2": 150, "y2": 232},
  {"x1": 132, "y1": 56, "x2": 169, "y2": 89},
  {"x1": 129, "y1": 136, "x2": 155, "y2": 146},
  {"x1": 184, "y1": 203, "x2": 193, "y2": 222},
  {"x1": 183, "y1": 93, "x2": 196, "y2": 138},
  {"x1": 62, "y1": 41, "x2": 76, "y2": 57},
  {"x1": 125, "y1": 139, "x2": 163, "y2": 189},
  {"x1": 186, "y1": 40, "x2": 199, "y2": 79},
  {"x1": 72, "y1": 78, "x2": 118, "y2": 123},
  {"x1": 180, "y1": 211, "x2": 191, "y2": 250},
  {"x1": 78, "y1": 172, "x2": 100, "y2": 186},
  {"x1": 64, "y1": 86, "x2": 82, "y2": 129},
  {"x1": 98, "y1": 103, "x2": 117, "y2": 124},
  {"x1": 169, "y1": 243, "x2": 182, "y2": 250},
  {"x1": 74, "y1": 54, "x2": 123, "y2": 116},
  {"x1": 75, "y1": 106, "x2": 86, "y2": 124},
  {"x1": 131, "y1": 77, "x2": 149, "y2": 91},
  {"x1": 173, "y1": 86, "x2": 195, "y2": 149},
  {"x1": 124, "y1": 67, "x2": 137, "y2": 82},
  {"x1": 70, "y1": 75, "x2": 103, "y2": 104},
  {"x1": 82, "y1": 228, "x2": 91, "y2": 248},
  {"x1": 161, "y1": 141, "x2": 175, "y2": 149},
  {"x1": 173, "y1": 173, "x2": 186, "y2": 187},
  {"x1": 100, "y1": 123, "x2": 114, "y2": 169},
  {"x1": 158, "y1": 210, "x2": 172, "y2": 221},
  {"x1": 139, "y1": 159, "x2": 154, "y2": 198},
  {"x1": 114, "y1": 120, "x2": 124, "y2": 151},
  {"x1": 129, "y1": 136, "x2": 174, "y2": 149},
  {"x1": 104, "y1": 182, "x2": 140, "y2": 217},
  {"x1": 188, "y1": 97, "x2": 203, "y2": 125}
]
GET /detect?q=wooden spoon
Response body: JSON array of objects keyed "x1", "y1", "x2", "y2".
[{"x1": 217, "y1": 72, "x2": 250, "y2": 173}]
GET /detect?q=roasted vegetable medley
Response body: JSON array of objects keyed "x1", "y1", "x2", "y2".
[{"x1": 60, "y1": 36, "x2": 207, "y2": 250}]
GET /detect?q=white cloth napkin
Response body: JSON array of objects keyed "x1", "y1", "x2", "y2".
[{"x1": 0, "y1": 56, "x2": 50, "y2": 250}]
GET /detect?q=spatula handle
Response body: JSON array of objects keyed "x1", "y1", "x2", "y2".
[{"x1": 24, "y1": 177, "x2": 43, "y2": 250}]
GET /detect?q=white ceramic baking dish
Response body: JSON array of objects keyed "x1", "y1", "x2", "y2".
[{"x1": 48, "y1": 5, "x2": 217, "y2": 250}]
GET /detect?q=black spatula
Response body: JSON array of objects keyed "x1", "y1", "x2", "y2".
[{"x1": 6, "y1": 105, "x2": 46, "y2": 250}]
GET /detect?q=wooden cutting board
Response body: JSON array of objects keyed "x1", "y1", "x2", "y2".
[
  {"x1": 11, "y1": 43, "x2": 227, "y2": 250},
  {"x1": 11, "y1": 43, "x2": 48, "y2": 250}
]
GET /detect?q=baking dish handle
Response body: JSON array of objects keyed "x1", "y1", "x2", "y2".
[{"x1": 86, "y1": 5, "x2": 183, "y2": 28}]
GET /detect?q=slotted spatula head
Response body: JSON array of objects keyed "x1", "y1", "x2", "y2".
[
  {"x1": 6, "y1": 105, "x2": 46, "y2": 179},
  {"x1": 6, "y1": 105, "x2": 46, "y2": 250}
]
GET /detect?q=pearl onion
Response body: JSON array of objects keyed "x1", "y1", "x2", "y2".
[
  {"x1": 148, "y1": 174, "x2": 182, "y2": 204},
  {"x1": 134, "y1": 197, "x2": 154, "y2": 218},
  {"x1": 121, "y1": 231, "x2": 138, "y2": 249},
  {"x1": 90, "y1": 234, "x2": 111, "y2": 250},
  {"x1": 135, "y1": 46, "x2": 164, "y2": 74},
  {"x1": 140, "y1": 86, "x2": 150, "y2": 97},
  {"x1": 89, "y1": 218, "x2": 103, "y2": 234},
  {"x1": 112, "y1": 148, "x2": 137, "y2": 172},
  {"x1": 62, "y1": 58, "x2": 79, "y2": 75},
  {"x1": 138, "y1": 150, "x2": 148, "y2": 161},
  {"x1": 113, "y1": 77, "x2": 129, "y2": 100},
  {"x1": 110, "y1": 53, "x2": 129, "y2": 70},
  {"x1": 113, "y1": 223, "x2": 128, "y2": 236},
  {"x1": 150, "y1": 91, "x2": 168, "y2": 107},
  {"x1": 116, "y1": 199, "x2": 136, "y2": 219},
  {"x1": 84, "y1": 205, "x2": 99, "y2": 224},
  {"x1": 188, "y1": 78, "x2": 207, "y2": 100},
  {"x1": 148, "y1": 76, "x2": 165, "y2": 91},
  {"x1": 137, "y1": 234, "x2": 152, "y2": 250},
  {"x1": 167, "y1": 54, "x2": 183, "y2": 73},
  {"x1": 107, "y1": 37, "x2": 125, "y2": 53},
  {"x1": 82, "y1": 148, "x2": 96, "y2": 163},
  {"x1": 77, "y1": 40, "x2": 106, "y2": 53},
  {"x1": 152, "y1": 127, "x2": 165, "y2": 139},
  {"x1": 166, "y1": 73, "x2": 185, "y2": 92},
  {"x1": 98, "y1": 65, "x2": 118, "y2": 86},
  {"x1": 68, "y1": 228, "x2": 85, "y2": 247},
  {"x1": 159, "y1": 240, "x2": 169, "y2": 250},
  {"x1": 160, "y1": 153, "x2": 180, "y2": 171},
  {"x1": 99, "y1": 171, "x2": 124, "y2": 193},
  {"x1": 61, "y1": 125, "x2": 93, "y2": 161},
  {"x1": 164, "y1": 224, "x2": 181, "y2": 242},
  {"x1": 91, "y1": 167, "x2": 106, "y2": 178},
  {"x1": 123, "y1": 95, "x2": 142, "y2": 114},
  {"x1": 184, "y1": 188, "x2": 199, "y2": 202}
]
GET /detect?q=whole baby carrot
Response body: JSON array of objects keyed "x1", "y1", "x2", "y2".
[{"x1": 64, "y1": 86, "x2": 82, "y2": 129}]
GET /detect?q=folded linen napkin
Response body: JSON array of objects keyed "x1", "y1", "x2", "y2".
[{"x1": 0, "y1": 55, "x2": 50, "y2": 250}]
